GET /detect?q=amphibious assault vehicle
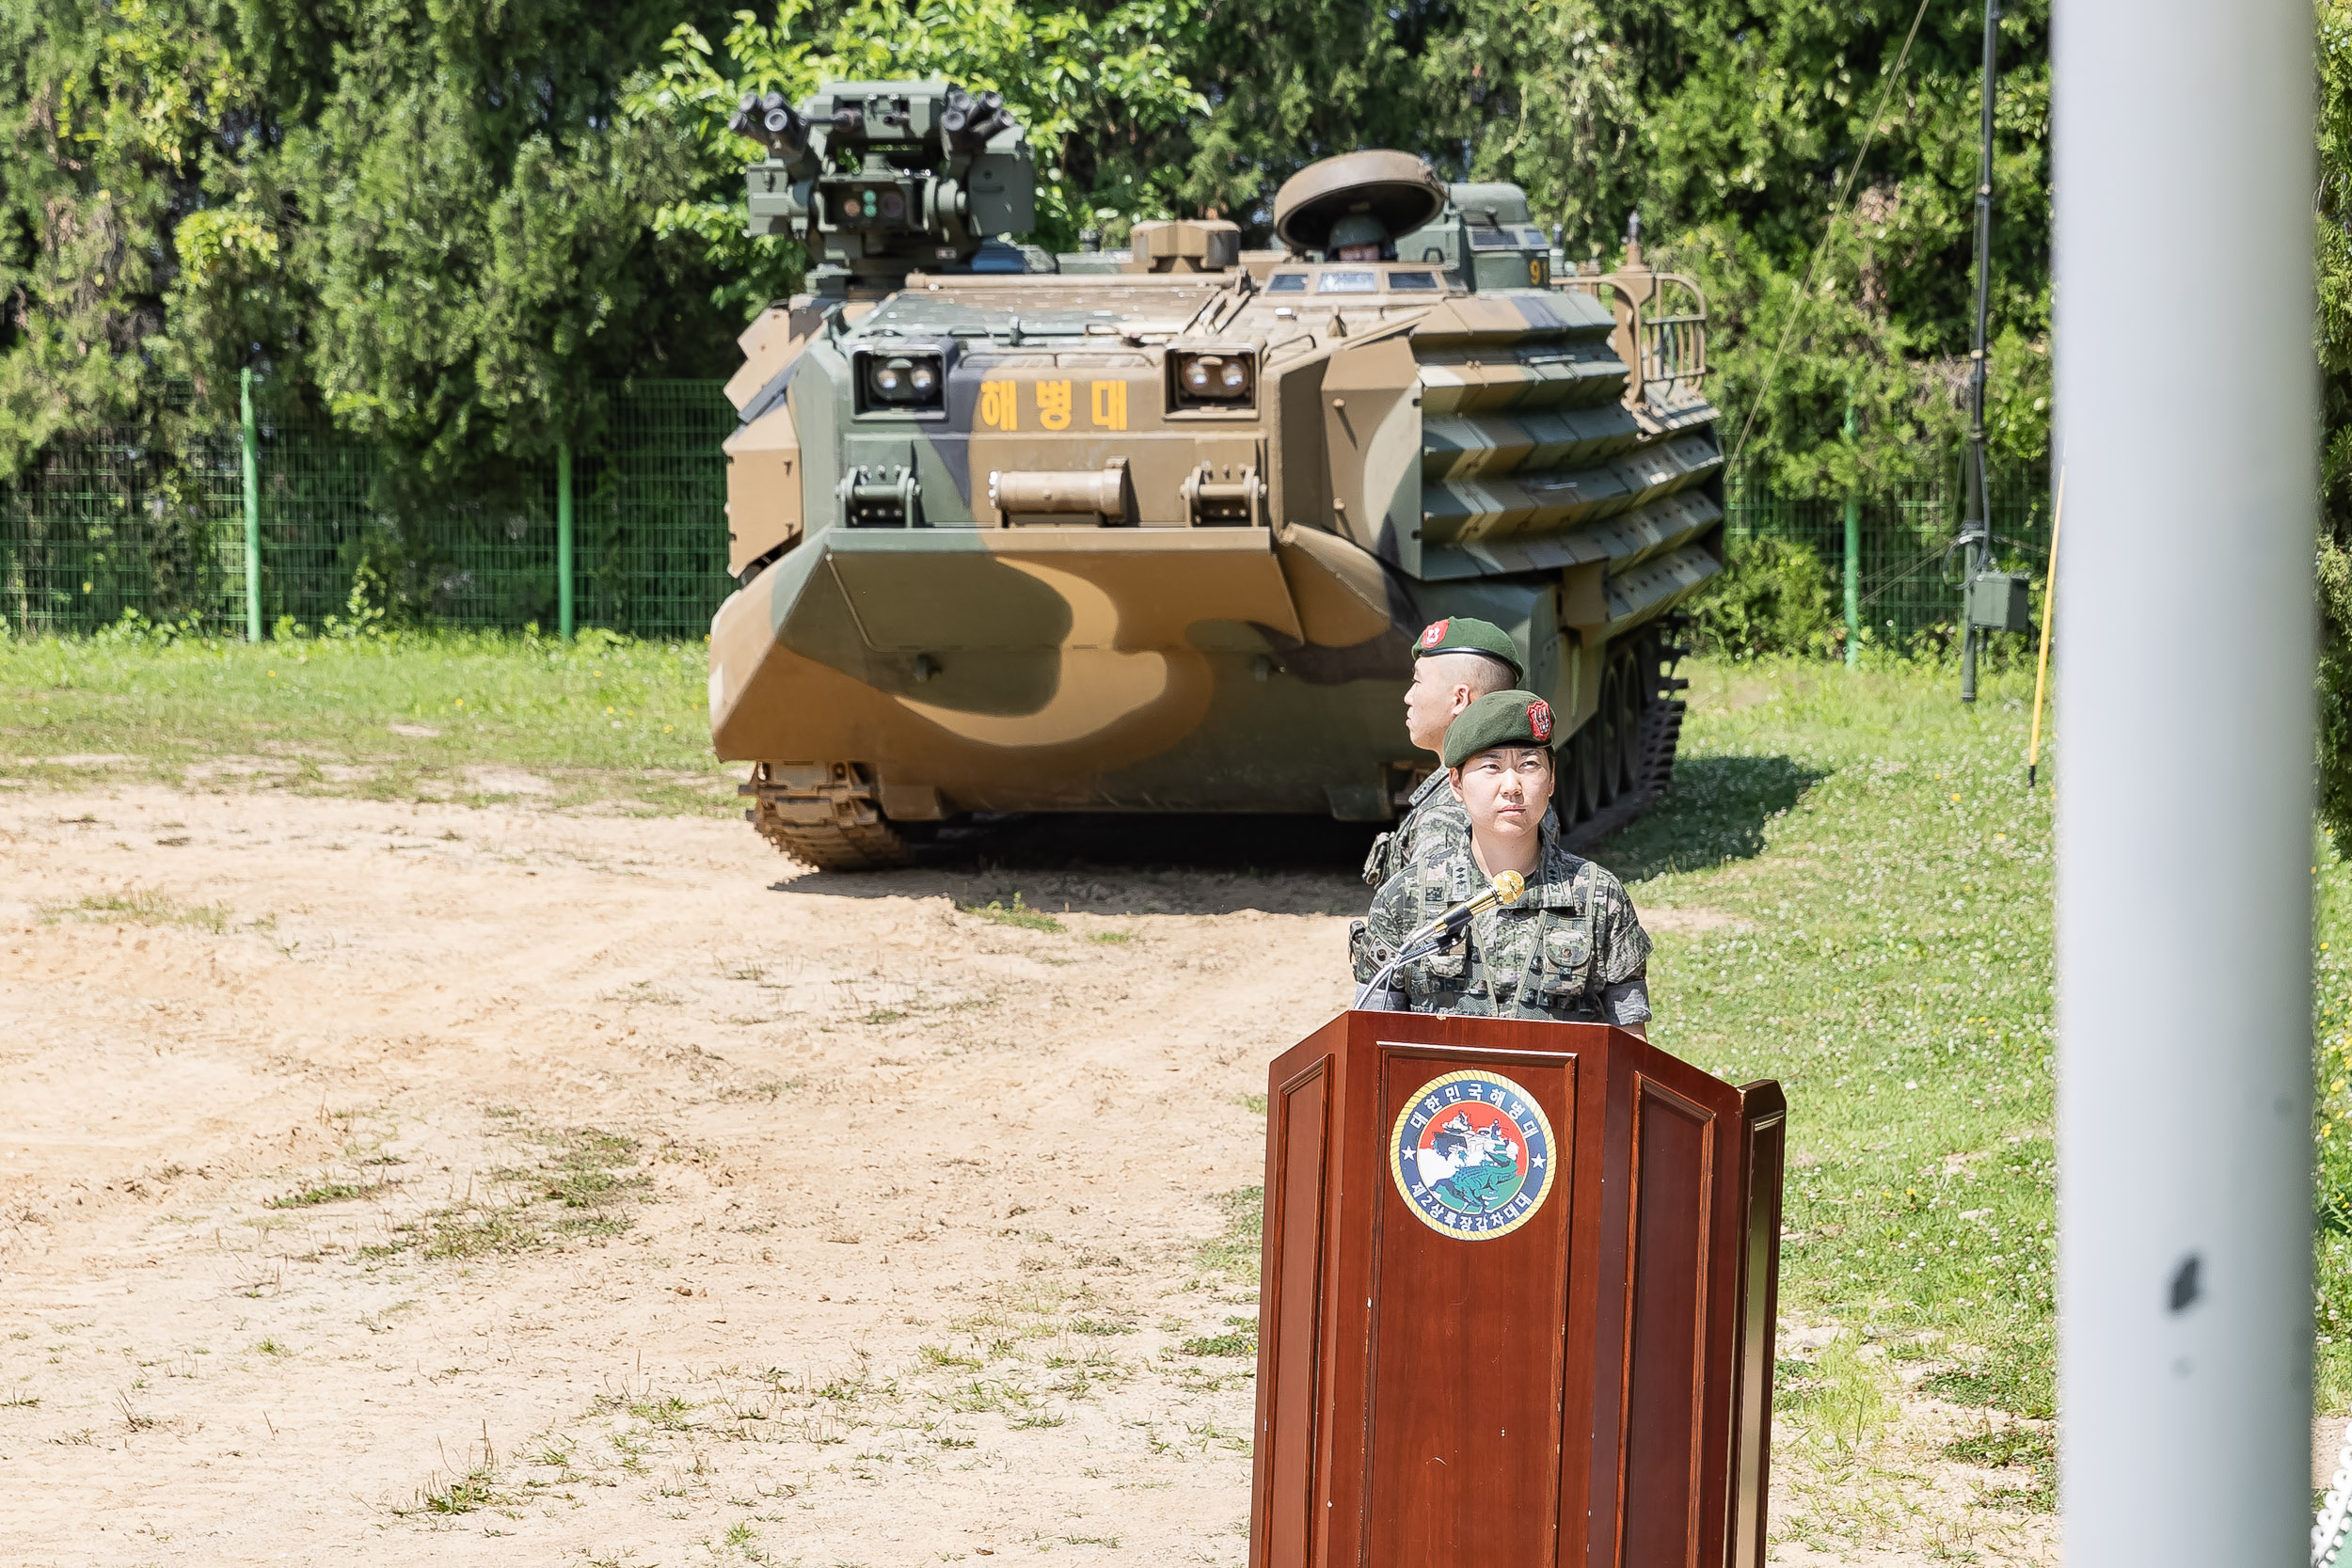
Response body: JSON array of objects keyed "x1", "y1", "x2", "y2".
[{"x1": 708, "y1": 81, "x2": 1724, "y2": 869}]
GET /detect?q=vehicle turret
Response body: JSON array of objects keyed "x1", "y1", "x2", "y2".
[{"x1": 733, "y1": 79, "x2": 1037, "y2": 297}]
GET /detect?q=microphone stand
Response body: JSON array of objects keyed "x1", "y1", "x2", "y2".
[{"x1": 1352, "y1": 923, "x2": 1465, "y2": 1011}]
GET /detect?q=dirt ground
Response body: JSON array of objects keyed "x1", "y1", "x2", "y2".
[{"x1": 0, "y1": 785, "x2": 2058, "y2": 1566}]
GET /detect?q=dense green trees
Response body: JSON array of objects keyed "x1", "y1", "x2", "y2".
[
  {"x1": 2, "y1": 0, "x2": 2045, "y2": 496},
  {"x1": 2320, "y1": 1, "x2": 2352, "y2": 843},
  {"x1": 0, "y1": 0, "x2": 741, "y2": 492}
]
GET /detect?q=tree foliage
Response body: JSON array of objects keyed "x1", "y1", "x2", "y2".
[
  {"x1": 2318, "y1": 0, "x2": 2352, "y2": 846},
  {"x1": 4, "y1": 0, "x2": 2055, "y2": 503},
  {"x1": 1, "y1": 0, "x2": 741, "y2": 496},
  {"x1": 621, "y1": 0, "x2": 1211, "y2": 316}
]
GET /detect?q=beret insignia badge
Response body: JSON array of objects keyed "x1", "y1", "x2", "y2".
[
  {"x1": 1527, "y1": 698, "x2": 1552, "y2": 741},
  {"x1": 1418, "y1": 619, "x2": 1450, "y2": 650}
]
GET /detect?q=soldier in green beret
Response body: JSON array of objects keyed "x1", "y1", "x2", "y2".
[
  {"x1": 1362, "y1": 615, "x2": 1550, "y2": 889},
  {"x1": 1351, "y1": 689, "x2": 1653, "y2": 1033}
]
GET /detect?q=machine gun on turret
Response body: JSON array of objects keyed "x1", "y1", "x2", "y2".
[{"x1": 731, "y1": 79, "x2": 1037, "y2": 297}]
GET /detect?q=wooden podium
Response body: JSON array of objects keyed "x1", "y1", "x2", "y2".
[{"x1": 1248, "y1": 1010, "x2": 1786, "y2": 1568}]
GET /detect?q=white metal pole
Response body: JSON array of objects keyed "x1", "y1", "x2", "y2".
[{"x1": 2055, "y1": 0, "x2": 2316, "y2": 1561}]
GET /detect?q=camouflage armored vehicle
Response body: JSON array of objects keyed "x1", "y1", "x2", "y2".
[{"x1": 708, "y1": 81, "x2": 1724, "y2": 869}]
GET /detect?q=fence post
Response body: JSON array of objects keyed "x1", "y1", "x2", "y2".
[
  {"x1": 1842, "y1": 398, "x2": 1861, "y2": 668},
  {"x1": 239, "y1": 369, "x2": 262, "y2": 642},
  {"x1": 557, "y1": 441, "x2": 575, "y2": 640}
]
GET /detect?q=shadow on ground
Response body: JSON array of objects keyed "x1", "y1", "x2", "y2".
[
  {"x1": 770, "y1": 813, "x2": 1382, "y2": 916},
  {"x1": 772, "y1": 752, "x2": 1824, "y2": 913},
  {"x1": 1589, "y1": 753, "x2": 1826, "y2": 882}
]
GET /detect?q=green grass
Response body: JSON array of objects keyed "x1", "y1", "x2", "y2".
[
  {"x1": 264, "y1": 1180, "x2": 372, "y2": 1210},
  {"x1": 38, "y1": 889, "x2": 232, "y2": 931},
  {"x1": 1194, "y1": 1186, "x2": 1263, "y2": 1289},
  {"x1": 367, "y1": 1126, "x2": 650, "y2": 1261},
  {"x1": 2311, "y1": 831, "x2": 2352, "y2": 1406},
  {"x1": 959, "y1": 892, "x2": 1065, "y2": 932},
  {"x1": 1179, "y1": 1316, "x2": 1260, "y2": 1357},
  {"x1": 0, "y1": 626, "x2": 730, "y2": 811},
  {"x1": 1605, "y1": 657, "x2": 2057, "y2": 1420}
]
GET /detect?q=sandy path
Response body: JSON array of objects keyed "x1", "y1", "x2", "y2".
[
  {"x1": 1, "y1": 787, "x2": 1349, "y2": 1565},
  {"x1": 0, "y1": 786, "x2": 2058, "y2": 1566}
]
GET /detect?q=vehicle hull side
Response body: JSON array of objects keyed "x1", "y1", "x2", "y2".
[{"x1": 708, "y1": 523, "x2": 1714, "y2": 817}]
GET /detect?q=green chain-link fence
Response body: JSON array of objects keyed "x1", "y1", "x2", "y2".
[
  {"x1": 0, "y1": 381, "x2": 739, "y2": 641},
  {"x1": 3, "y1": 388, "x2": 2049, "y2": 644},
  {"x1": 1724, "y1": 464, "x2": 2052, "y2": 644}
]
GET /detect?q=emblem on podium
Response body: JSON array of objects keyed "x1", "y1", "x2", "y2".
[{"x1": 1388, "y1": 1069, "x2": 1556, "y2": 1239}]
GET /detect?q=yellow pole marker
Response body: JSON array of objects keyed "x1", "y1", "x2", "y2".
[{"x1": 2026, "y1": 469, "x2": 2063, "y2": 789}]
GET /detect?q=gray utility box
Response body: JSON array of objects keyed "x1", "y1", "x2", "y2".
[{"x1": 1965, "y1": 572, "x2": 2033, "y2": 632}]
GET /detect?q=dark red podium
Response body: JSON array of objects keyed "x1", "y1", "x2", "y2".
[{"x1": 1248, "y1": 1010, "x2": 1786, "y2": 1568}]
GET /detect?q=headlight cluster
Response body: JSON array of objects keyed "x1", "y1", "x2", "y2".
[
  {"x1": 1173, "y1": 352, "x2": 1253, "y2": 407},
  {"x1": 862, "y1": 354, "x2": 944, "y2": 411}
]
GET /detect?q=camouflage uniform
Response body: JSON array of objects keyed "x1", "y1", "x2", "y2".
[
  {"x1": 1350, "y1": 825, "x2": 1652, "y2": 1025},
  {"x1": 1361, "y1": 771, "x2": 1558, "y2": 889}
]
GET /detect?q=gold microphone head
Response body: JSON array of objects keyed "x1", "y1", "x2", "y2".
[{"x1": 1493, "y1": 870, "x2": 1526, "y2": 905}]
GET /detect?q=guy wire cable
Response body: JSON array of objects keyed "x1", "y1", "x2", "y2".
[{"x1": 1726, "y1": 0, "x2": 1937, "y2": 472}]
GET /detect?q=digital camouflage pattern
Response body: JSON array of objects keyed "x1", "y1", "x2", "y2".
[
  {"x1": 1360, "y1": 769, "x2": 1469, "y2": 887},
  {"x1": 1360, "y1": 769, "x2": 1562, "y2": 888},
  {"x1": 707, "y1": 86, "x2": 1720, "y2": 868},
  {"x1": 1351, "y1": 826, "x2": 1652, "y2": 1024}
]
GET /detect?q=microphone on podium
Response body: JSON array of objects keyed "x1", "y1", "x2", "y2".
[
  {"x1": 1407, "y1": 868, "x2": 1526, "y2": 948},
  {"x1": 1353, "y1": 870, "x2": 1527, "y2": 1010}
]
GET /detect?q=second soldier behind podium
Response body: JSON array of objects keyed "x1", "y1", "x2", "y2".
[{"x1": 1352, "y1": 689, "x2": 1655, "y2": 1035}]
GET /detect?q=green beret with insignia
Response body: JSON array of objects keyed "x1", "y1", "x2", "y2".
[
  {"x1": 1411, "y1": 615, "x2": 1524, "y2": 683},
  {"x1": 1442, "y1": 689, "x2": 1558, "y2": 768}
]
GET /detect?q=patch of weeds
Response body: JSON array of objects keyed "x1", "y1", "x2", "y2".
[
  {"x1": 863, "y1": 1008, "x2": 908, "y2": 1025},
  {"x1": 1943, "y1": 1422, "x2": 2056, "y2": 1511},
  {"x1": 630, "y1": 1395, "x2": 696, "y2": 1432},
  {"x1": 1, "y1": 1391, "x2": 40, "y2": 1409},
  {"x1": 409, "y1": 1202, "x2": 547, "y2": 1259},
  {"x1": 1184, "y1": 1418, "x2": 1249, "y2": 1454},
  {"x1": 370, "y1": 1127, "x2": 651, "y2": 1261},
  {"x1": 1944, "y1": 1422, "x2": 2052, "y2": 1468},
  {"x1": 253, "y1": 1338, "x2": 293, "y2": 1358},
  {"x1": 1778, "y1": 1337, "x2": 1891, "y2": 1455},
  {"x1": 1068, "y1": 1319, "x2": 1135, "y2": 1337},
  {"x1": 416, "y1": 1463, "x2": 503, "y2": 1515},
  {"x1": 1234, "y1": 1092, "x2": 1268, "y2": 1115},
  {"x1": 1193, "y1": 1187, "x2": 1263, "y2": 1287},
  {"x1": 529, "y1": 1130, "x2": 650, "y2": 1209},
  {"x1": 39, "y1": 889, "x2": 230, "y2": 932},
  {"x1": 1179, "y1": 1316, "x2": 1259, "y2": 1358},
  {"x1": 1010, "y1": 1411, "x2": 1066, "y2": 1429},
  {"x1": 1921, "y1": 1324, "x2": 2055, "y2": 1420},
  {"x1": 1086, "y1": 929, "x2": 1135, "y2": 945},
  {"x1": 920, "y1": 1344, "x2": 983, "y2": 1370},
  {"x1": 265, "y1": 1180, "x2": 372, "y2": 1209},
  {"x1": 959, "y1": 892, "x2": 1064, "y2": 933}
]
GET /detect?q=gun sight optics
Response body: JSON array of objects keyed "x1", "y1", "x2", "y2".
[
  {"x1": 729, "y1": 90, "x2": 807, "y2": 158},
  {"x1": 737, "y1": 79, "x2": 1037, "y2": 295}
]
